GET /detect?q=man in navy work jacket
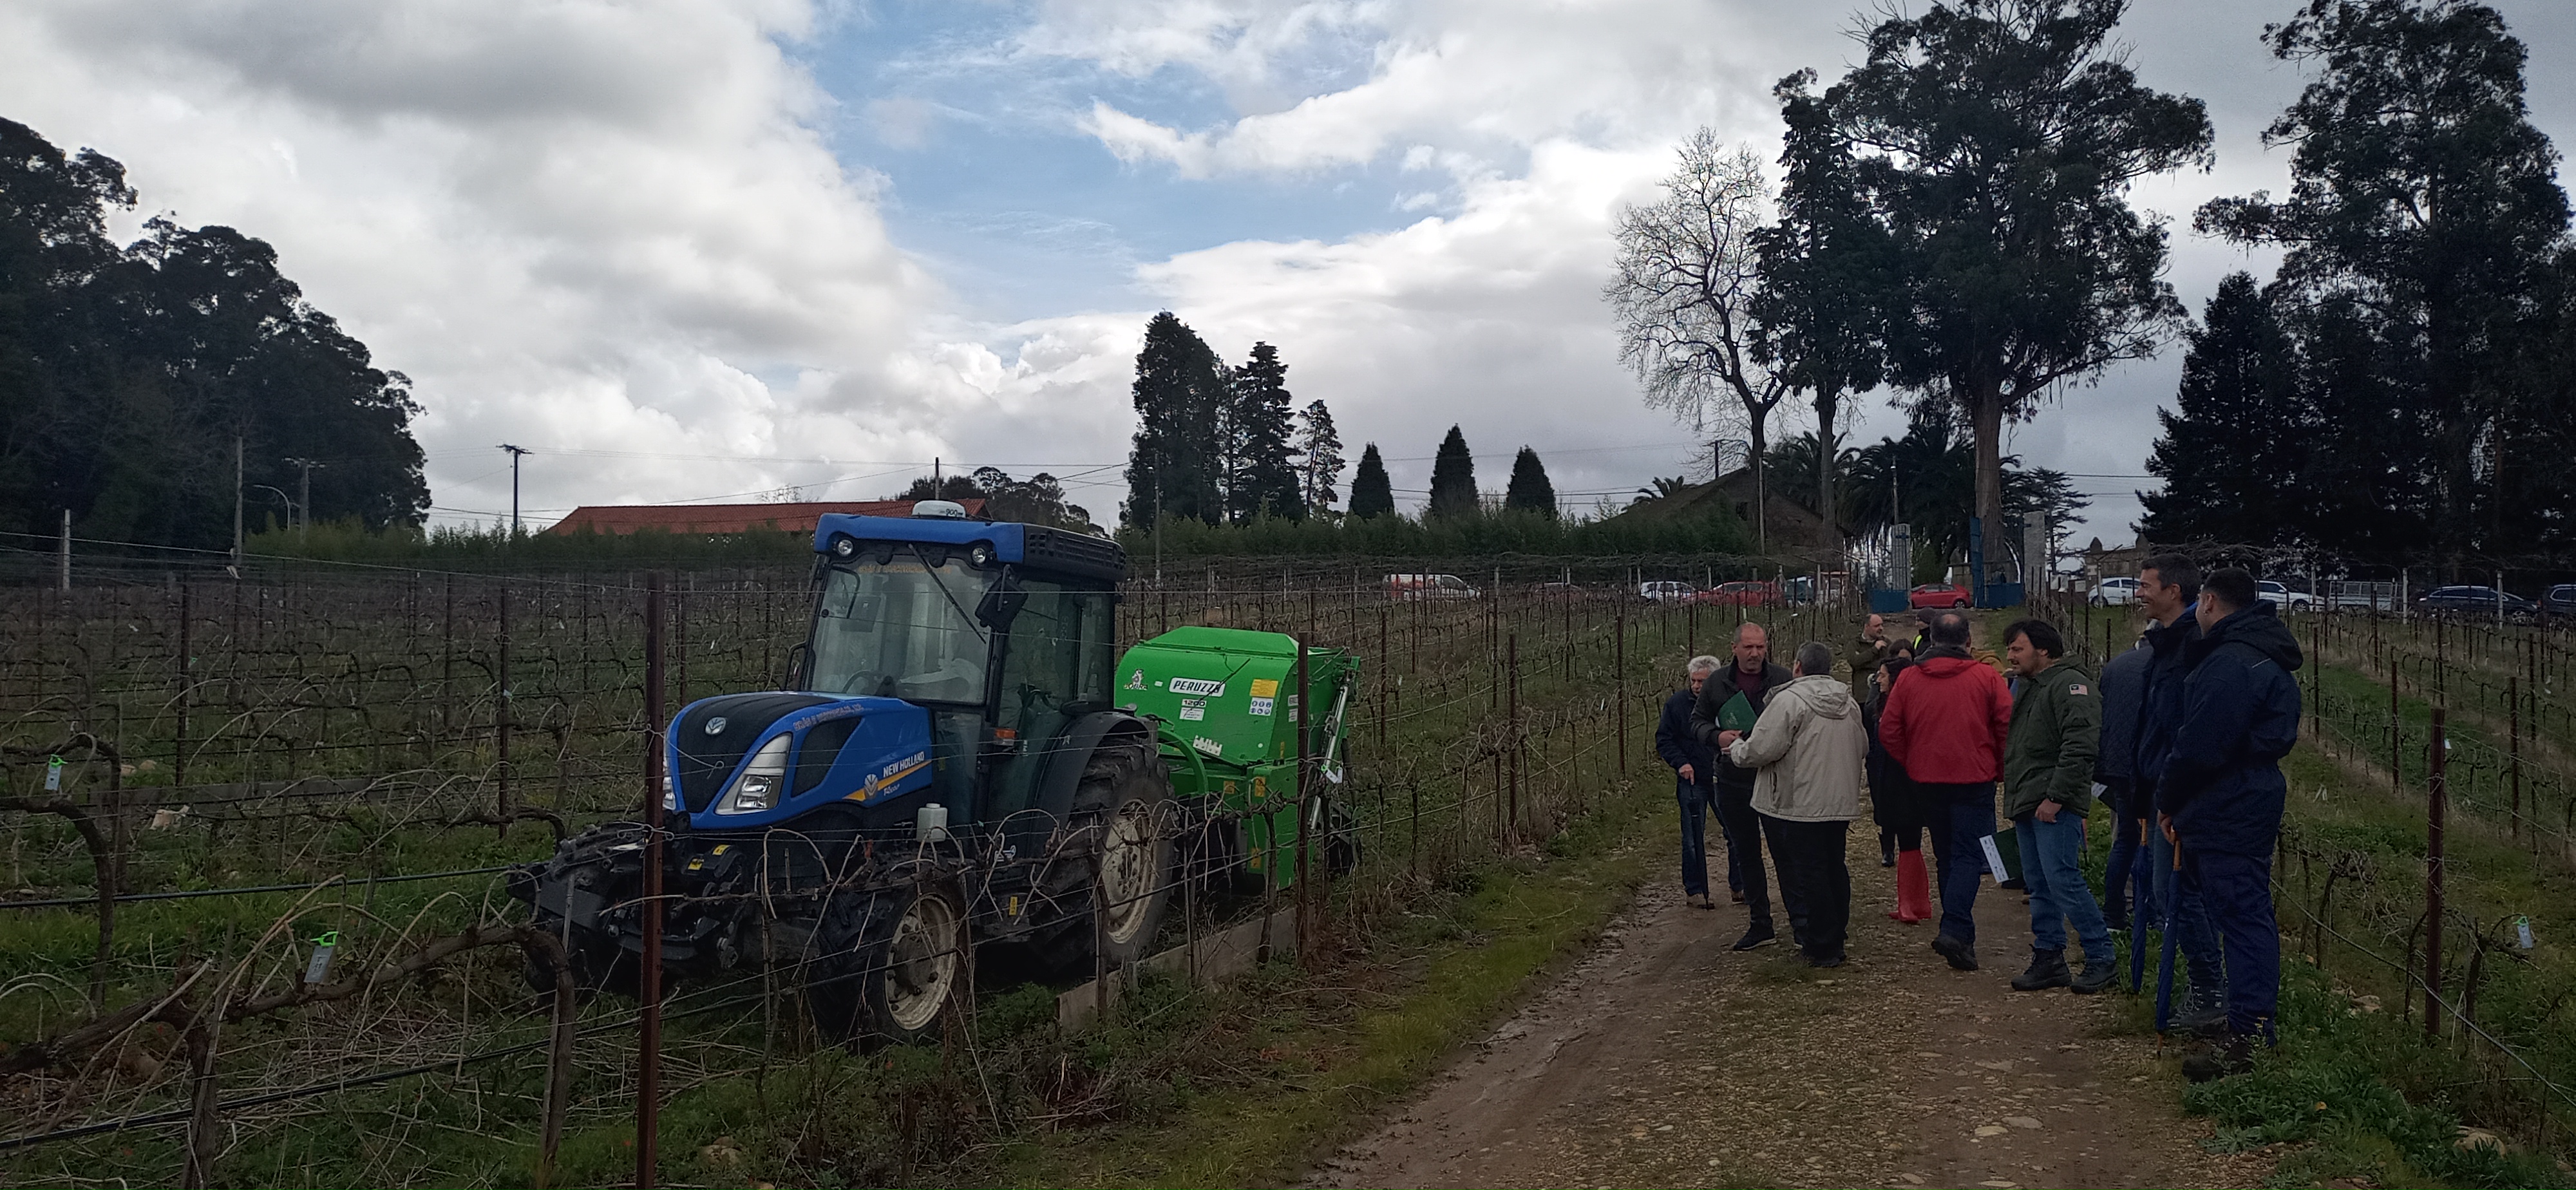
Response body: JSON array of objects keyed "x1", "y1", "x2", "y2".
[
  {"x1": 2133, "y1": 552, "x2": 2228, "y2": 1030},
  {"x1": 2157, "y1": 566, "x2": 2303, "y2": 1081},
  {"x1": 1658, "y1": 656, "x2": 1726, "y2": 909}
]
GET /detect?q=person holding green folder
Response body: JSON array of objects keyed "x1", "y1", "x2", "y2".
[{"x1": 1692, "y1": 621, "x2": 1792, "y2": 952}]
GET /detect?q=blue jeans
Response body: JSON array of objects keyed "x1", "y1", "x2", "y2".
[
  {"x1": 2016, "y1": 812, "x2": 2112, "y2": 966},
  {"x1": 1922, "y1": 789, "x2": 1994, "y2": 945},
  {"x1": 2150, "y1": 824, "x2": 2226, "y2": 1005},
  {"x1": 2186, "y1": 847, "x2": 2280, "y2": 1039},
  {"x1": 1676, "y1": 780, "x2": 1716, "y2": 897}
]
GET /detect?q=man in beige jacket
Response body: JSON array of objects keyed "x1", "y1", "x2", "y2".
[{"x1": 1725, "y1": 641, "x2": 1868, "y2": 967}]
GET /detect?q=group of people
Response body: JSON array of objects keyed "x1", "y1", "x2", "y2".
[{"x1": 1653, "y1": 556, "x2": 2304, "y2": 1080}]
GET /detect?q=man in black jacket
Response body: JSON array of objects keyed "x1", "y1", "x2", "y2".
[
  {"x1": 1658, "y1": 656, "x2": 1725, "y2": 909},
  {"x1": 1693, "y1": 621, "x2": 1794, "y2": 950},
  {"x1": 2160, "y1": 567, "x2": 2304, "y2": 1081}
]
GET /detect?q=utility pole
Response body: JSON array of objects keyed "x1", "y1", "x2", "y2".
[
  {"x1": 500, "y1": 444, "x2": 531, "y2": 535},
  {"x1": 57, "y1": 508, "x2": 70, "y2": 592},
  {"x1": 231, "y1": 435, "x2": 244, "y2": 577},
  {"x1": 284, "y1": 457, "x2": 323, "y2": 537}
]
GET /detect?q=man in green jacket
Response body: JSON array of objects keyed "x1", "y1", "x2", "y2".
[
  {"x1": 1846, "y1": 613, "x2": 1893, "y2": 698},
  {"x1": 2002, "y1": 618, "x2": 2112, "y2": 994}
]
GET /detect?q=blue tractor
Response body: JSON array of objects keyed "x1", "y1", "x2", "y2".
[{"x1": 510, "y1": 504, "x2": 1177, "y2": 1041}]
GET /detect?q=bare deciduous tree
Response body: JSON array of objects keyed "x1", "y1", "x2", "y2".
[{"x1": 1605, "y1": 131, "x2": 1789, "y2": 549}]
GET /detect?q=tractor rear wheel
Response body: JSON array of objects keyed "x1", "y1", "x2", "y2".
[{"x1": 1036, "y1": 737, "x2": 1174, "y2": 976}]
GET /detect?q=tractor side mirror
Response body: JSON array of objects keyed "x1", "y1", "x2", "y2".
[
  {"x1": 975, "y1": 583, "x2": 1025, "y2": 628},
  {"x1": 784, "y1": 641, "x2": 811, "y2": 690}
]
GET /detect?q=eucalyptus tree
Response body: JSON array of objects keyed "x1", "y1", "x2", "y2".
[{"x1": 1814, "y1": 0, "x2": 2211, "y2": 580}]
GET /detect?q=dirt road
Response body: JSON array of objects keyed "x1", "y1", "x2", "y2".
[{"x1": 1312, "y1": 824, "x2": 2267, "y2": 1189}]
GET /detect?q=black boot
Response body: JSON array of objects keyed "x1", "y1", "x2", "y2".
[
  {"x1": 2070, "y1": 961, "x2": 2116, "y2": 995},
  {"x1": 2009, "y1": 949, "x2": 2072, "y2": 991},
  {"x1": 2182, "y1": 1032, "x2": 2257, "y2": 1082},
  {"x1": 1931, "y1": 933, "x2": 1978, "y2": 971},
  {"x1": 1880, "y1": 831, "x2": 1897, "y2": 867},
  {"x1": 2172, "y1": 985, "x2": 2229, "y2": 1036}
]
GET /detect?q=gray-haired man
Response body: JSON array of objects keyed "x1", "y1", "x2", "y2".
[{"x1": 1657, "y1": 656, "x2": 1725, "y2": 907}]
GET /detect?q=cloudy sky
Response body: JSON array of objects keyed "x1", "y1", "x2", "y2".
[{"x1": 6, "y1": 0, "x2": 2575, "y2": 544}]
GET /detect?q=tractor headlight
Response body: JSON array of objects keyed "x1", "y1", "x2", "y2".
[{"x1": 715, "y1": 735, "x2": 791, "y2": 815}]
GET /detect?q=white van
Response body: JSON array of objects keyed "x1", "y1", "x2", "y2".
[
  {"x1": 2088, "y1": 576, "x2": 2141, "y2": 607},
  {"x1": 1384, "y1": 573, "x2": 1480, "y2": 601}
]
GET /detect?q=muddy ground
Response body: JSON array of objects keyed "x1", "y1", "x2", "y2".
[{"x1": 1312, "y1": 824, "x2": 2270, "y2": 1189}]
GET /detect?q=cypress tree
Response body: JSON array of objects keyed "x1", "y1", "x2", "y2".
[
  {"x1": 1426, "y1": 425, "x2": 1479, "y2": 519},
  {"x1": 1504, "y1": 446, "x2": 1557, "y2": 518},
  {"x1": 2141, "y1": 273, "x2": 2313, "y2": 546},
  {"x1": 1348, "y1": 444, "x2": 1395, "y2": 519},
  {"x1": 1122, "y1": 312, "x2": 1226, "y2": 527},
  {"x1": 1228, "y1": 341, "x2": 1302, "y2": 521}
]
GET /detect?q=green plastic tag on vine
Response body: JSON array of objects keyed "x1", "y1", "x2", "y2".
[{"x1": 44, "y1": 755, "x2": 62, "y2": 791}]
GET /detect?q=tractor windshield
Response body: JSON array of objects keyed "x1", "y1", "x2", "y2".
[{"x1": 810, "y1": 557, "x2": 994, "y2": 704}]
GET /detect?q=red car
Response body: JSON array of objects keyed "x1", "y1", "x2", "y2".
[
  {"x1": 1690, "y1": 580, "x2": 1781, "y2": 608},
  {"x1": 1908, "y1": 582, "x2": 1972, "y2": 610}
]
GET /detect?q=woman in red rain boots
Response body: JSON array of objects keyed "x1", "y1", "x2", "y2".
[{"x1": 1866, "y1": 654, "x2": 1934, "y2": 923}]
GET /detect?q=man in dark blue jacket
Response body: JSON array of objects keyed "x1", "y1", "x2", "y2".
[
  {"x1": 2159, "y1": 567, "x2": 2304, "y2": 1081},
  {"x1": 1658, "y1": 656, "x2": 1726, "y2": 909},
  {"x1": 2133, "y1": 553, "x2": 2228, "y2": 1029}
]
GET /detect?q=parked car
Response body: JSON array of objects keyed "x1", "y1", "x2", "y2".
[
  {"x1": 2546, "y1": 585, "x2": 2576, "y2": 616},
  {"x1": 2088, "y1": 576, "x2": 2141, "y2": 607},
  {"x1": 1691, "y1": 580, "x2": 1782, "y2": 608},
  {"x1": 2414, "y1": 585, "x2": 2536, "y2": 619},
  {"x1": 1638, "y1": 580, "x2": 1696, "y2": 603},
  {"x1": 1909, "y1": 582, "x2": 1972, "y2": 610},
  {"x1": 2256, "y1": 580, "x2": 2316, "y2": 611},
  {"x1": 1385, "y1": 573, "x2": 1479, "y2": 601}
]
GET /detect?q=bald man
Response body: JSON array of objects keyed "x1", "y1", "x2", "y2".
[{"x1": 1692, "y1": 620, "x2": 1795, "y2": 951}]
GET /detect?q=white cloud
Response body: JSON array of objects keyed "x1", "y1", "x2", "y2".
[
  {"x1": 16, "y1": 0, "x2": 2539, "y2": 543},
  {"x1": 0, "y1": 0, "x2": 968, "y2": 522}
]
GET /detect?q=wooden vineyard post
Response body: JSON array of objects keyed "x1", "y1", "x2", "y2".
[
  {"x1": 638, "y1": 575, "x2": 665, "y2": 1189},
  {"x1": 1294, "y1": 627, "x2": 1312, "y2": 963},
  {"x1": 175, "y1": 582, "x2": 191, "y2": 786},
  {"x1": 497, "y1": 580, "x2": 513, "y2": 834},
  {"x1": 2425, "y1": 707, "x2": 2447, "y2": 1039},
  {"x1": 180, "y1": 1012, "x2": 221, "y2": 1189},
  {"x1": 1507, "y1": 632, "x2": 1520, "y2": 844},
  {"x1": 1615, "y1": 600, "x2": 1627, "y2": 775},
  {"x1": 2510, "y1": 676, "x2": 2523, "y2": 841}
]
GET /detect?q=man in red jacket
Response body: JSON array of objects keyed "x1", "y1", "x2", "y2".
[{"x1": 1879, "y1": 610, "x2": 2013, "y2": 971}]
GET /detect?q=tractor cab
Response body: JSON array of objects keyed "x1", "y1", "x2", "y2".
[
  {"x1": 796, "y1": 509, "x2": 1124, "y2": 833},
  {"x1": 664, "y1": 507, "x2": 1126, "y2": 840}
]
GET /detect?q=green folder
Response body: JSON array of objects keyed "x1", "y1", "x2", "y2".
[
  {"x1": 1718, "y1": 690, "x2": 1760, "y2": 733},
  {"x1": 1980, "y1": 824, "x2": 2024, "y2": 884}
]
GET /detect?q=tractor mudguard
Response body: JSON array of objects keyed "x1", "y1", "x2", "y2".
[{"x1": 1027, "y1": 711, "x2": 1157, "y2": 840}]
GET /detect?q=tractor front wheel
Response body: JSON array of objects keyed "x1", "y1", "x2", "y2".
[{"x1": 807, "y1": 880, "x2": 968, "y2": 1044}]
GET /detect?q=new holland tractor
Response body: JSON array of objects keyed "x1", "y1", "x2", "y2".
[{"x1": 509, "y1": 504, "x2": 1358, "y2": 1041}]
